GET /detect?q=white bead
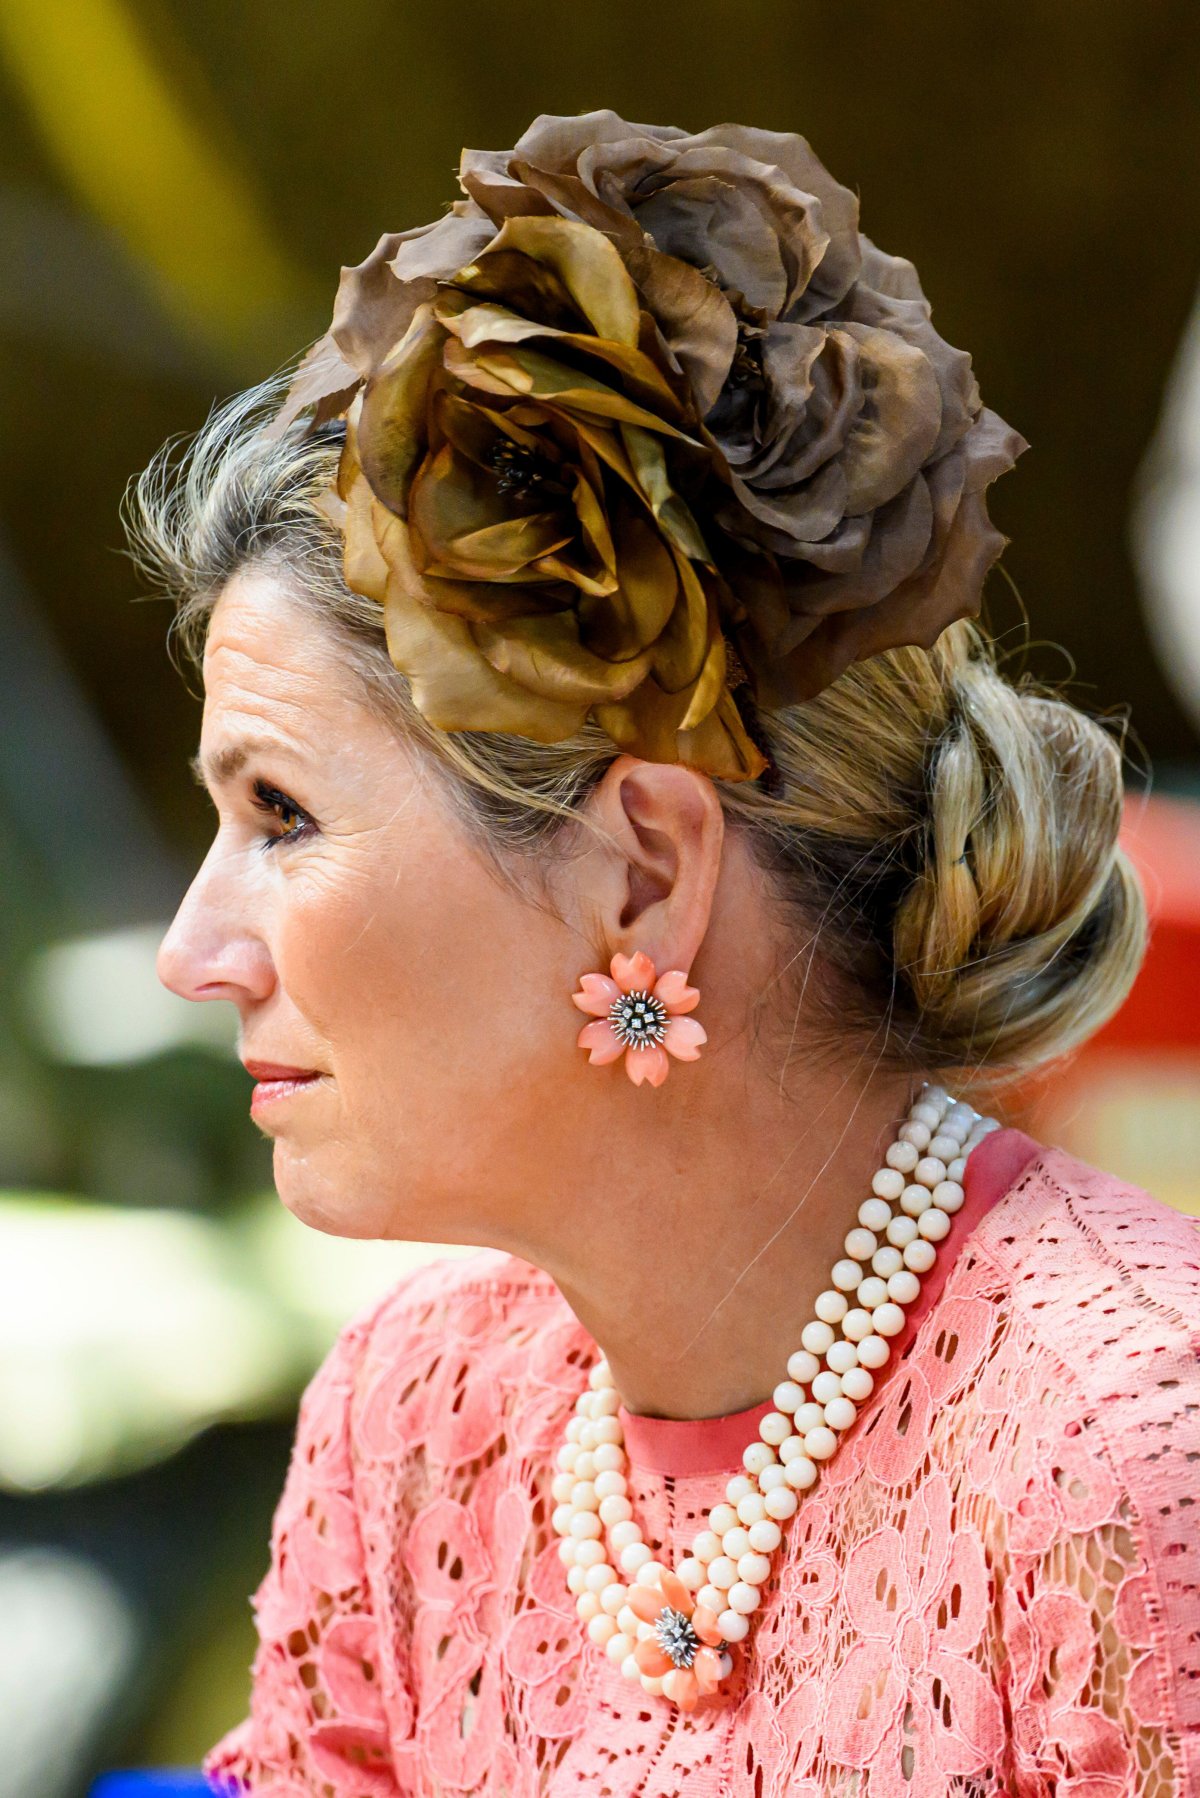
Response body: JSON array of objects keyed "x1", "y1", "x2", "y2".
[
  {"x1": 915, "y1": 1156, "x2": 947, "y2": 1189},
  {"x1": 725, "y1": 1474, "x2": 755, "y2": 1504},
  {"x1": 551, "y1": 1471, "x2": 575, "y2": 1503},
  {"x1": 593, "y1": 1417, "x2": 623, "y2": 1445},
  {"x1": 778, "y1": 1434, "x2": 806, "y2": 1464},
  {"x1": 748, "y1": 1519, "x2": 782, "y2": 1553},
  {"x1": 677, "y1": 1557, "x2": 706, "y2": 1591},
  {"x1": 640, "y1": 1674, "x2": 664, "y2": 1696},
  {"x1": 727, "y1": 1581, "x2": 760, "y2": 1615},
  {"x1": 593, "y1": 1444, "x2": 624, "y2": 1473},
  {"x1": 784, "y1": 1454, "x2": 819, "y2": 1490},
  {"x1": 599, "y1": 1495, "x2": 633, "y2": 1527},
  {"x1": 831, "y1": 1261, "x2": 862, "y2": 1294},
  {"x1": 802, "y1": 1317, "x2": 837, "y2": 1351},
  {"x1": 858, "y1": 1196, "x2": 894, "y2": 1233},
  {"x1": 920, "y1": 1083, "x2": 951, "y2": 1110},
  {"x1": 569, "y1": 1511, "x2": 602, "y2": 1541},
  {"x1": 585, "y1": 1562, "x2": 618, "y2": 1593},
  {"x1": 552, "y1": 1504, "x2": 573, "y2": 1536},
  {"x1": 759, "y1": 1411, "x2": 792, "y2": 1447},
  {"x1": 886, "y1": 1214, "x2": 919, "y2": 1247},
  {"x1": 899, "y1": 1121, "x2": 931, "y2": 1151},
  {"x1": 758, "y1": 1464, "x2": 788, "y2": 1492},
  {"x1": 824, "y1": 1397, "x2": 858, "y2": 1432},
  {"x1": 886, "y1": 1139, "x2": 920, "y2": 1174},
  {"x1": 918, "y1": 1206, "x2": 951, "y2": 1242},
  {"x1": 592, "y1": 1387, "x2": 620, "y2": 1416},
  {"x1": 593, "y1": 1470, "x2": 627, "y2": 1500},
  {"x1": 841, "y1": 1366, "x2": 874, "y2": 1402},
  {"x1": 697, "y1": 1583, "x2": 726, "y2": 1615},
  {"x1": 825, "y1": 1340, "x2": 858, "y2": 1374},
  {"x1": 764, "y1": 1486, "x2": 799, "y2": 1520},
  {"x1": 605, "y1": 1629, "x2": 634, "y2": 1663},
  {"x1": 871, "y1": 1245, "x2": 903, "y2": 1278},
  {"x1": 841, "y1": 1308, "x2": 874, "y2": 1342},
  {"x1": 718, "y1": 1609, "x2": 750, "y2": 1642},
  {"x1": 947, "y1": 1157, "x2": 967, "y2": 1183},
  {"x1": 707, "y1": 1556, "x2": 738, "y2": 1589},
  {"x1": 900, "y1": 1184, "x2": 932, "y2": 1217},
  {"x1": 692, "y1": 1529, "x2": 722, "y2": 1563},
  {"x1": 588, "y1": 1360, "x2": 613, "y2": 1389},
  {"x1": 857, "y1": 1334, "x2": 891, "y2": 1369},
  {"x1": 558, "y1": 1538, "x2": 576, "y2": 1566},
  {"x1": 904, "y1": 1238, "x2": 937, "y2": 1273},
  {"x1": 887, "y1": 1270, "x2": 921, "y2": 1306},
  {"x1": 811, "y1": 1370, "x2": 843, "y2": 1405},
  {"x1": 870, "y1": 1167, "x2": 905, "y2": 1202},
  {"x1": 928, "y1": 1133, "x2": 960, "y2": 1163},
  {"x1": 617, "y1": 1605, "x2": 640, "y2": 1637},
  {"x1": 709, "y1": 1504, "x2": 739, "y2": 1535},
  {"x1": 567, "y1": 1564, "x2": 588, "y2": 1594},
  {"x1": 845, "y1": 1227, "x2": 878, "y2": 1262},
  {"x1": 743, "y1": 1442, "x2": 776, "y2": 1477},
  {"x1": 735, "y1": 1492, "x2": 767, "y2": 1528},
  {"x1": 932, "y1": 1180, "x2": 964, "y2": 1214},
  {"x1": 578, "y1": 1424, "x2": 598, "y2": 1451},
  {"x1": 855, "y1": 1276, "x2": 889, "y2": 1310},
  {"x1": 557, "y1": 1444, "x2": 579, "y2": 1472},
  {"x1": 635, "y1": 1561, "x2": 666, "y2": 1588},
  {"x1": 737, "y1": 1552, "x2": 772, "y2": 1586},
  {"x1": 601, "y1": 1582, "x2": 628, "y2": 1615},
  {"x1": 814, "y1": 1289, "x2": 849, "y2": 1326},
  {"x1": 786, "y1": 1350, "x2": 820, "y2": 1385},
  {"x1": 873, "y1": 1302, "x2": 907, "y2": 1337},
  {"x1": 793, "y1": 1402, "x2": 824, "y2": 1433},
  {"x1": 574, "y1": 1539, "x2": 606, "y2": 1569},
  {"x1": 619, "y1": 1541, "x2": 652, "y2": 1575},
  {"x1": 722, "y1": 1526, "x2": 752, "y2": 1560},
  {"x1": 804, "y1": 1426, "x2": 838, "y2": 1460},
  {"x1": 609, "y1": 1520, "x2": 643, "y2": 1553},
  {"x1": 910, "y1": 1101, "x2": 942, "y2": 1130},
  {"x1": 571, "y1": 1481, "x2": 599, "y2": 1511},
  {"x1": 576, "y1": 1592, "x2": 601, "y2": 1621},
  {"x1": 574, "y1": 1451, "x2": 597, "y2": 1481},
  {"x1": 772, "y1": 1380, "x2": 805, "y2": 1413},
  {"x1": 943, "y1": 1101, "x2": 975, "y2": 1132},
  {"x1": 566, "y1": 1417, "x2": 587, "y2": 1443}
]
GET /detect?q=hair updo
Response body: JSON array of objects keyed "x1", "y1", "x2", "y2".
[{"x1": 127, "y1": 377, "x2": 1146, "y2": 1086}]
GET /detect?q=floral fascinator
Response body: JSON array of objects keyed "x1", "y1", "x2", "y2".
[{"x1": 273, "y1": 112, "x2": 1027, "y2": 783}]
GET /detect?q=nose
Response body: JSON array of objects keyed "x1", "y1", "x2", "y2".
[{"x1": 156, "y1": 846, "x2": 275, "y2": 1009}]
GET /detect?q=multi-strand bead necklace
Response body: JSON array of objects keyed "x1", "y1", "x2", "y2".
[{"x1": 550, "y1": 1083, "x2": 1000, "y2": 1711}]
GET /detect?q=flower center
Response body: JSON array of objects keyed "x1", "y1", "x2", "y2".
[
  {"x1": 655, "y1": 1607, "x2": 700, "y2": 1670},
  {"x1": 728, "y1": 333, "x2": 764, "y2": 393},
  {"x1": 608, "y1": 989, "x2": 668, "y2": 1050},
  {"x1": 488, "y1": 437, "x2": 561, "y2": 500}
]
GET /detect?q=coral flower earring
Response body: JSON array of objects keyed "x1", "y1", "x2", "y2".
[{"x1": 571, "y1": 951, "x2": 706, "y2": 1087}]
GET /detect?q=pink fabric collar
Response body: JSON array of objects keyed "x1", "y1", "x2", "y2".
[{"x1": 616, "y1": 1126, "x2": 1042, "y2": 1477}]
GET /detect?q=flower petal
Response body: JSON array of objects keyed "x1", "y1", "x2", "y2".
[
  {"x1": 626, "y1": 1585, "x2": 667, "y2": 1625},
  {"x1": 663, "y1": 1668, "x2": 699, "y2": 1711},
  {"x1": 664, "y1": 1016, "x2": 707, "y2": 1061},
  {"x1": 634, "y1": 1638, "x2": 672, "y2": 1677},
  {"x1": 652, "y1": 969, "x2": 701, "y2": 1013},
  {"x1": 570, "y1": 972, "x2": 623, "y2": 1016},
  {"x1": 610, "y1": 950, "x2": 657, "y2": 993},
  {"x1": 577, "y1": 1020, "x2": 625, "y2": 1065},
  {"x1": 692, "y1": 1646, "x2": 724, "y2": 1696},
  {"x1": 658, "y1": 1571, "x2": 693, "y2": 1615},
  {"x1": 691, "y1": 1605, "x2": 724, "y2": 1648},
  {"x1": 625, "y1": 1045, "x2": 670, "y2": 1087}
]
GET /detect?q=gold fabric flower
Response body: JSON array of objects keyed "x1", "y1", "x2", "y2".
[{"x1": 276, "y1": 112, "x2": 1027, "y2": 779}]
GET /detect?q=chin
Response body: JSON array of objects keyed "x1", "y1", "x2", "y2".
[{"x1": 271, "y1": 1144, "x2": 384, "y2": 1240}]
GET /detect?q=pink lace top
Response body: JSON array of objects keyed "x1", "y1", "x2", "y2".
[{"x1": 206, "y1": 1132, "x2": 1200, "y2": 1795}]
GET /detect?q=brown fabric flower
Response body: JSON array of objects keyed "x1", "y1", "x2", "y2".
[{"x1": 276, "y1": 112, "x2": 1027, "y2": 780}]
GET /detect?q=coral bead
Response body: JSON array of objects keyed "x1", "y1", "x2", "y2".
[
  {"x1": 727, "y1": 1581, "x2": 760, "y2": 1614},
  {"x1": 718, "y1": 1609, "x2": 750, "y2": 1642}
]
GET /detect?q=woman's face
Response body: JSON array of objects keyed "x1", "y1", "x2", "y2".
[{"x1": 157, "y1": 565, "x2": 612, "y2": 1243}]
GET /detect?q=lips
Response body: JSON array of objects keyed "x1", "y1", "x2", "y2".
[{"x1": 243, "y1": 1059, "x2": 321, "y2": 1081}]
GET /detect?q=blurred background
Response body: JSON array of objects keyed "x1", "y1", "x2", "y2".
[{"x1": 1, "y1": 1, "x2": 1199, "y2": 1791}]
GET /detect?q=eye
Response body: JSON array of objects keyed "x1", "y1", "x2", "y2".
[{"x1": 251, "y1": 780, "x2": 314, "y2": 851}]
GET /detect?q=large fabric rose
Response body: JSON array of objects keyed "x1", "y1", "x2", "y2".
[
  {"x1": 330, "y1": 213, "x2": 767, "y2": 778},
  {"x1": 278, "y1": 112, "x2": 1026, "y2": 779}
]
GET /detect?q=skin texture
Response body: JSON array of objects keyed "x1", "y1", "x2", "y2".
[{"x1": 158, "y1": 566, "x2": 916, "y2": 1421}]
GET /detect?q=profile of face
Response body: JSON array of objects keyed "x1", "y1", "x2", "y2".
[{"x1": 157, "y1": 567, "x2": 775, "y2": 1252}]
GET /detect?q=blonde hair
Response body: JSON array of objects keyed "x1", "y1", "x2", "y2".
[{"x1": 125, "y1": 376, "x2": 1147, "y2": 1086}]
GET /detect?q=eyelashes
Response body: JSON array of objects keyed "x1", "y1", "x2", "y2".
[{"x1": 251, "y1": 780, "x2": 314, "y2": 851}]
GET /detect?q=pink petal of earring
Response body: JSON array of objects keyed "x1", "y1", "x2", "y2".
[{"x1": 571, "y1": 951, "x2": 706, "y2": 1086}]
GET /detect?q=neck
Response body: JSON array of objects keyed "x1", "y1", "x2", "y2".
[{"x1": 511, "y1": 1062, "x2": 919, "y2": 1422}]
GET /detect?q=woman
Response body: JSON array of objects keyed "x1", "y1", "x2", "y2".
[{"x1": 135, "y1": 114, "x2": 1199, "y2": 1794}]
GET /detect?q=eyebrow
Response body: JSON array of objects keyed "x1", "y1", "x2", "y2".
[{"x1": 190, "y1": 738, "x2": 300, "y2": 789}]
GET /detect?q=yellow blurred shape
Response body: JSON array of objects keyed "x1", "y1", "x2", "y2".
[{"x1": 0, "y1": 0, "x2": 318, "y2": 366}]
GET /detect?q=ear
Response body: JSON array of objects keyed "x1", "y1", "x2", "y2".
[{"x1": 583, "y1": 754, "x2": 725, "y2": 977}]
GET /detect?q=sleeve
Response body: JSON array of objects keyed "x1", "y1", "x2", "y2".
[
  {"x1": 204, "y1": 1311, "x2": 411, "y2": 1796},
  {"x1": 998, "y1": 1228, "x2": 1200, "y2": 1797}
]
